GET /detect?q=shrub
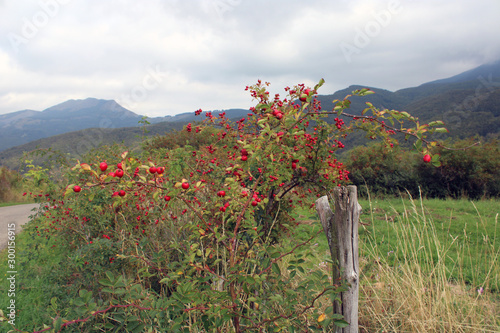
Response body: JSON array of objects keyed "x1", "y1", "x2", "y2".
[
  {"x1": 418, "y1": 138, "x2": 500, "y2": 199},
  {"x1": 344, "y1": 143, "x2": 419, "y2": 198},
  {"x1": 345, "y1": 138, "x2": 500, "y2": 199},
  {"x1": 2, "y1": 80, "x2": 445, "y2": 332}
]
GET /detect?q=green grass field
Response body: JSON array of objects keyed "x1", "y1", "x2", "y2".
[
  {"x1": 291, "y1": 195, "x2": 499, "y2": 332},
  {"x1": 358, "y1": 196, "x2": 499, "y2": 291}
]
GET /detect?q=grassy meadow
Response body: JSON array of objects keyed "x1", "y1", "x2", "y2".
[{"x1": 290, "y1": 195, "x2": 499, "y2": 332}]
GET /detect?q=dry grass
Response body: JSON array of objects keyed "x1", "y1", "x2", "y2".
[{"x1": 358, "y1": 196, "x2": 500, "y2": 332}]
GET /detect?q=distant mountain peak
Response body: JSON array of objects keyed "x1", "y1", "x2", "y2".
[{"x1": 43, "y1": 97, "x2": 119, "y2": 113}]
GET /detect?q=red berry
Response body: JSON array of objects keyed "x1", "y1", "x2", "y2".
[
  {"x1": 157, "y1": 167, "x2": 165, "y2": 174},
  {"x1": 241, "y1": 149, "x2": 248, "y2": 156},
  {"x1": 182, "y1": 182, "x2": 189, "y2": 190},
  {"x1": 164, "y1": 195, "x2": 171, "y2": 201},
  {"x1": 117, "y1": 162, "x2": 123, "y2": 170},
  {"x1": 241, "y1": 155, "x2": 248, "y2": 161},
  {"x1": 217, "y1": 190, "x2": 226, "y2": 197},
  {"x1": 299, "y1": 88, "x2": 311, "y2": 102},
  {"x1": 99, "y1": 162, "x2": 108, "y2": 172},
  {"x1": 423, "y1": 154, "x2": 431, "y2": 163},
  {"x1": 251, "y1": 201, "x2": 258, "y2": 207},
  {"x1": 149, "y1": 166, "x2": 157, "y2": 174},
  {"x1": 73, "y1": 185, "x2": 81, "y2": 193},
  {"x1": 115, "y1": 169, "x2": 124, "y2": 178},
  {"x1": 292, "y1": 162, "x2": 297, "y2": 170},
  {"x1": 112, "y1": 191, "x2": 119, "y2": 197},
  {"x1": 118, "y1": 190, "x2": 126, "y2": 197}
]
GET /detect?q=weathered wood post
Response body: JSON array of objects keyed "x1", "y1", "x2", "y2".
[{"x1": 315, "y1": 185, "x2": 361, "y2": 333}]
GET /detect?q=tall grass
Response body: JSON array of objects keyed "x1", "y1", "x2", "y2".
[{"x1": 358, "y1": 194, "x2": 499, "y2": 332}]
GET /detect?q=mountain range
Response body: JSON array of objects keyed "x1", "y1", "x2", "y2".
[
  {"x1": 0, "y1": 98, "x2": 248, "y2": 152},
  {"x1": 0, "y1": 60, "x2": 499, "y2": 169}
]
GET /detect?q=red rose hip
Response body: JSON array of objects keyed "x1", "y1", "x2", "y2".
[{"x1": 99, "y1": 162, "x2": 108, "y2": 172}]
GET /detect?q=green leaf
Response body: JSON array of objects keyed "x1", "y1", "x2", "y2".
[
  {"x1": 113, "y1": 288, "x2": 126, "y2": 295},
  {"x1": 53, "y1": 317, "x2": 63, "y2": 332},
  {"x1": 114, "y1": 275, "x2": 126, "y2": 287},
  {"x1": 272, "y1": 263, "x2": 281, "y2": 275},
  {"x1": 245, "y1": 276, "x2": 255, "y2": 284},
  {"x1": 334, "y1": 319, "x2": 350, "y2": 328},
  {"x1": 262, "y1": 258, "x2": 271, "y2": 268},
  {"x1": 73, "y1": 298, "x2": 85, "y2": 307},
  {"x1": 413, "y1": 139, "x2": 423, "y2": 151},
  {"x1": 127, "y1": 322, "x2": 146, "y2": 333},
  {"x1": 105, "y1": 271, "x2": 115, "y2": 283},
  {"x1": 431, "y1": 154, "x2": 441, "y2": 167},
  {"x1": 270, "y1": 251, "x2": 281, "y2": 259}
]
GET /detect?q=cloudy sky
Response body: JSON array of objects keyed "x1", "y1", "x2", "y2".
[{"x1": 1, "y1": 0, "x2": 499, "y2": 117}]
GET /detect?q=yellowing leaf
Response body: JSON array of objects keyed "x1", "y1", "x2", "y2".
[
  {"x1": 434, "y1": 127, "x2": 449, "y2": 133},
  {"x1": 63, "y1": 185, "x2": 74, "y2": 198},
  {"x1": 318, "y1": 313, "x2": 326, "y2": 322},
  {"x1": 80, "y1": 163, "x2": 91, "y2": 171},
  {"x1": 199, "y1": 229, "x2": 206, "y2": 236}
]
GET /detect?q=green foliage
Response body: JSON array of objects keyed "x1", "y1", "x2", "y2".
[
  {"x1": 344, "y1": 144, "x2": 419, "y2": 197},
  {"x1": 345, "y1": 138, "x2": 500, "y2": 199},
  {"x1": 418, "y1": 138, "x2": 500, "y2": 199},
  {"x1": 0, "y1": 166, "x2": 23, "y2": 202}
]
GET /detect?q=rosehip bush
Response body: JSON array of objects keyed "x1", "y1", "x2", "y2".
[{"x1": 17, "y1": 80, "x2": 446, "y2": 332}]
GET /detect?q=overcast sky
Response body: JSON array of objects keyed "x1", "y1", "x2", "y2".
[{"x1": 1, "y1": 0, "x2": 499, "y2": 117}]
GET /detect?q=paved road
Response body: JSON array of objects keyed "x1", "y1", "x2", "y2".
[{"x1": 0, "y1": 203, "x2": 40, "y2": 251}]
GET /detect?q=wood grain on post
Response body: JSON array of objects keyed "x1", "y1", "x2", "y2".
[{"x1": 315, "y1": 185, "x2": 360, "y2": 333}]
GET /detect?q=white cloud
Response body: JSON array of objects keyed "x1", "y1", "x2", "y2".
[{"x1": 0, "y1": 0, "x2": 499, "y2": 116}]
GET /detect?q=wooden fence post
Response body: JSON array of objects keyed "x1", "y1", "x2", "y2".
[{"x1": 315, "y1": 185, "x2": 361, "y2": 333}]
